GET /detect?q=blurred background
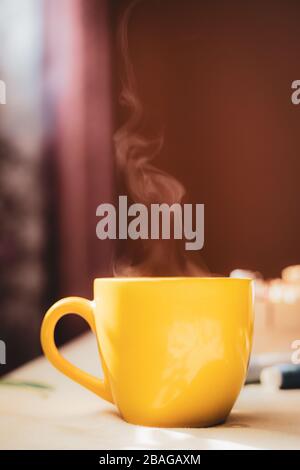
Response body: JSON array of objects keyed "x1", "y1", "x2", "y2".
[{"x1": 1, "y1": 0, "x2": 300, "y2": 374}]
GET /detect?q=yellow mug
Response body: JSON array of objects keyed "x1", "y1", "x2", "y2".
[{"x1": 41, "y1": 277, "x2": 253, "y2": 427}]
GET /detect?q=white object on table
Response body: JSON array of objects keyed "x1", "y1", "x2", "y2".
[{"x1": 0, "y1": 333, "x2": 300, "y2": 450}]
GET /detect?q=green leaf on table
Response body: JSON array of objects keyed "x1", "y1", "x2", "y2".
[{"x1": 0, "y1": 379, "x2": 54, "y2": 390}]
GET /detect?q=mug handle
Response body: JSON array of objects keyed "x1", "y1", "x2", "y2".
[{"x1": 40, "y1": 296, "x2": 113, "y2": 403}]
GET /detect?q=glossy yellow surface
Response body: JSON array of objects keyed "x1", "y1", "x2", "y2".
[{"x1": 41, "y1": 277, "x2": 253, "y2": 427}]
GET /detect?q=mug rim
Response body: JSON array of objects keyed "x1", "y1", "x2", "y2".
[{"x1": 94, "y1": 276, "x2": 252, "y2": 283}]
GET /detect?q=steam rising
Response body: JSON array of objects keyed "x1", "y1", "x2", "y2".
[
  {"x1": 114, "y1": 0, "x2": 185, "y2": 206},
  {"x1": 114, "y1": 0, "x2": 207, "y2": 276}
]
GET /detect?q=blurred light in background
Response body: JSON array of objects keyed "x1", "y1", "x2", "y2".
[
  {"x1": 0, "y1": 0, "x2": 45, "y2": 374},
  {"x1": 0, "y1": 0, "x2": 43, "y2": 153}
]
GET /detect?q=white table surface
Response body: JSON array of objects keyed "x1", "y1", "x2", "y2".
[{"x1": 0, "y1": 333, "x2": 300, "y2": 450}]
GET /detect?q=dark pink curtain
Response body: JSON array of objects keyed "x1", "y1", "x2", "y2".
[{"x1": 45, "y1": 0, "x2": 115, "y2": 300}]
